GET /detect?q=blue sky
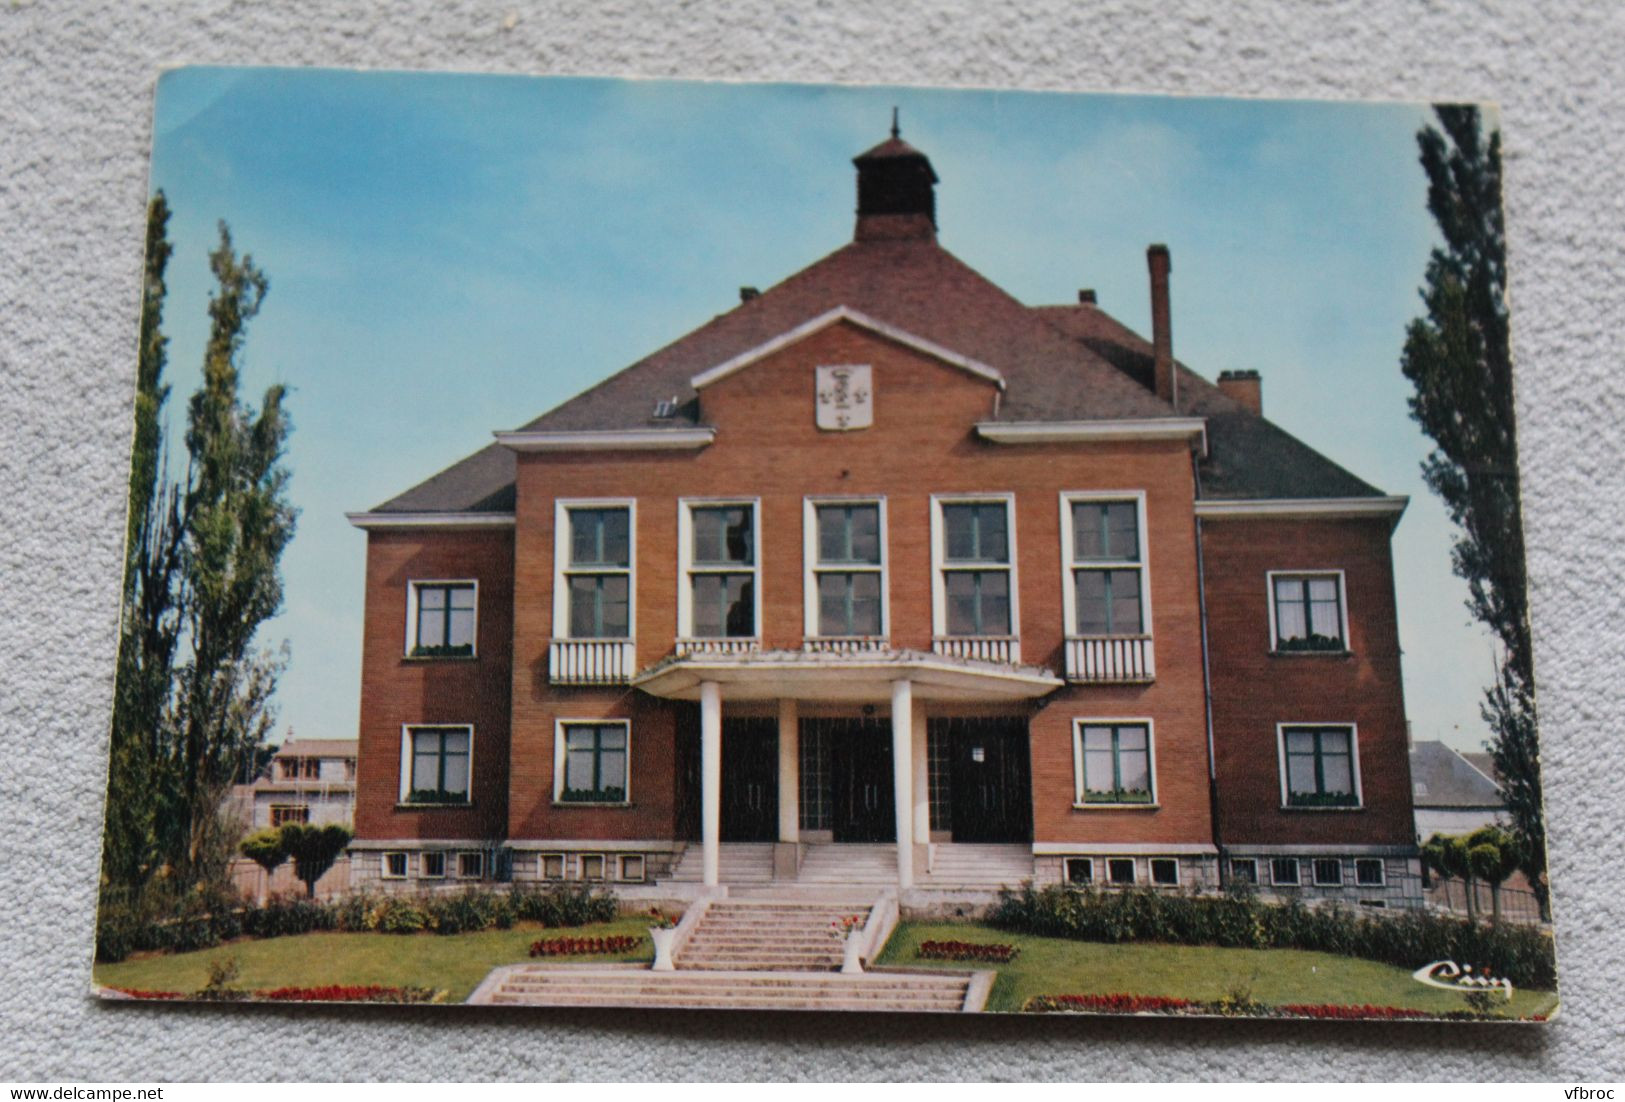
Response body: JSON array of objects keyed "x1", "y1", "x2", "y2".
[{"x1": 147, "y1": 68, "x2": 1499, "y2": 752}]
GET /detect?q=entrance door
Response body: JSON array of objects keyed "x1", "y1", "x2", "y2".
[
  {"x1": 720, "y1": 717, "x2": 778, "y2": 842},
  {"x1": 829, "y1": 717, "x2": 895, "y2": 842},
  {"x1": 940, "y1": 717, "x2": 1032, "y2": 843}
]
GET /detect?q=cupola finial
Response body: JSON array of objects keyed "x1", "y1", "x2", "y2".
[{"x1": 890, "y1": 106, "x2": 900, "y2": 139}]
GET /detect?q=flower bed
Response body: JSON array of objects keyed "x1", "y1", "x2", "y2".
[
  {"x1": 108, "y1": 987, "x2": 186, "y2": 1000},
  {"x1": 529, "y1": 934, "x2": 643, "y2": 957},
  {"x1": 1026, "y1": 993, "x2": 1197, "y2": 1015},
  {"x1": 917, "y1": 939, "x2": 1021, "y2": 964},
  {"x1": 1277, "y1": 1003, "x2": 1433, "y2": 1020},
  {"x1": 108, "y1": 984, "x2": 441, "y2": 1003}
]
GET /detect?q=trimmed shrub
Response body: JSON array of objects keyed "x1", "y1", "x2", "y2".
[
  {"x1": 510, "y1": 882, "x2": 619, "y2": 927},
  {"x1": 989, "y1": 884, "x2": 1557, "y2": 990},
  {"x1": 529, "y1": 934, "x2": 643, "y2": 957}
]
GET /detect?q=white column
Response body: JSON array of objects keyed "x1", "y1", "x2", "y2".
[
  {"x1": 777, "y1": 698, "x2": 799, "y2": 842},
  {"x1": 911, "y1": 696, "x2": 930, "y2": 845},
  {"x1": 891, "y1": 678, "x2": 915, "y2": 889},
  {"x1": 700, "y1": 680, "x2": 722, "y2": 888}
]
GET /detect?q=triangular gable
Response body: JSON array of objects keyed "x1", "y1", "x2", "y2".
[{"x1": 688, "y1": 305, "x2": 1005, "y2": 391}]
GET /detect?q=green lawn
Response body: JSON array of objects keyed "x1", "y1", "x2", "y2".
[
  {"x1": 93, "y1": 917, "x2": 654, "y2": 1003},
  {"x1": 875, "y1": 921, "x2": 1559, "y2": 1018}
]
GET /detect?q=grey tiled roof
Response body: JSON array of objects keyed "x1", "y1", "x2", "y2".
[
  {"x1": 370, "y1": 238, "x2": 1388, "y2": 514},
  {"x1": 1409, "y1": 740, "x2": 1505, "y2": 808}
]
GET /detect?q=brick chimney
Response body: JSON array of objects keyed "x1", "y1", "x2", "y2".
[
  {"x1": 1147, "y1": 244, "x2": 1175, "y2": 407},
  {"x1": 1078, "y1": 289, "x2": 1097, "y2": 305},
  {"x1": 1217, "y1": 369, "x2": 1262, "y2": 415}
]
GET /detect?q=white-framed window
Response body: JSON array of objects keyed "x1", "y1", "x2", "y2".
[
  {"x1": 382, "y1": 852, "x2": 408, "y2": 880},
  {"x1": 804, "y1": 498, "x2": 887, "y2": 638},
  {"x1": 458, "y1": 851, "x2": 484, "y2": 880},
  {"x1": 540, "y1": 853, "x2": 566, "y2": 880},
  {"x1": 1150, "y1": 858, "x2": 1180, "y2": 887},
  {"x1": 1230, "y1": 858, "x2": 1258, "y2": 885},
  {"x1": 399, "y1": 725, "x2": 473, "y2": 804},
  {"x1": 420, "y1": 851, "x2": 446, "y2": 879},
  {"x1": 1060, "y1": 491, "x2": 1150, "y2": 637},
  {"x1": 1073, "y1": 719, "x2": 1157, "y2": 806},
  {"x1": 1267, "y1": 571, "x2": 1349, "y2": 653},
  {"x1": 619, "y1": 854, "x2": 646, "y2": 883},
  {"x1": 1064, "y1": 857, "x2": 1094, "y2": 886},
  {"x1": 405, "y1": 580, "x2": 478, "y2": 658},
  {"x1": 580, "y1": 854, "x2": 607, "y2": 881},
  {"x1": 1356, "y1": 858, "x2": 1386, "y2": 887},
  {"x1": 1106, "y1": 857, "x2": 1137, "y2": 886},
  {"x1": 1312, "y1": 857, "x2": 1344, "y2": 886},
  {"x1": 269, "y1": 804, "x2": 310, "y2": 827},
  {"x1": 1270, "y1": 857, "x2": 1300, "y2": 886},
  {"x1": 554, "y1": 720, "x2": 631, "y2": 804},
  {"x1": 930, "y1": 494, "x2": 1019, "y2": 638},
  {"x1": 678, "y1": 499, "x2": 760, "y2": 640},
  {"x1": 1278, "y1": 723, "x2": 1362, "y2": 809},
  {"x1": 553, "y1": 500, "x2": 635, "y2": 640}
]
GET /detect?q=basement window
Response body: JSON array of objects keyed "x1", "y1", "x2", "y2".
[
  {"x1": 540, "y1": 853, "x2": 566, "y2": 880},
  {"x1": 1356, "y1": 858, "x2": 1386, "y2": 887},
  {"x1": 1150, "y1": 858, "x2": 1179, "y2": 886},
  {"x1": 458, "y1": 852, "x2": 485, "y2": 880},
  {"x1": 1229, "y1": 858, "x2": 1258, "y2": 885},
  {"x1": 420, "y1": 852, "x2": 446, "y2": 879},
  {"x1": 580, "y1": 854, "x2": 606, "y2": 881},
  {"x1": 1107, "y1": 858, "x2": 1136, "y2": 886},
  {"x1": 1064, "y1": 857, "x2": 1094, "y2": 886},
  {"x1": 382, "y1": 853, "x2": 408, "y2": 880},
  {"x1": 1270, "y1": 858, "x2": 1300, "y2": 887},
  {"x1": 1313, "y1": 858, "x2": 1343, "y2": 886},
  {"x1": 619, "y1": 854, "x2": 646, "y2": 883}
]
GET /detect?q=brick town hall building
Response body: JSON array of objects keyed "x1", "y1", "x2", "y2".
[{"x1": 346, "y1": 124, "x2": 1421, "y2": 908}]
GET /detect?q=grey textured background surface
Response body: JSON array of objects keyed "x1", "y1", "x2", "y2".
[{"x1": 3, "y1": 0, "x2": 1622, "y2": 1082}]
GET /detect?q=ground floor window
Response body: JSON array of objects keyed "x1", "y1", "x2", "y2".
[
  {"x1": 1150, "y1": 858, "x2": 1179, "y2": 886},
  {"x1": 1065, "y1": 857, "x2": 1094, "y2": 886},
  {"x1": 405, "y1": 726, "x2": 472, "y2": 804},
  {"x1": 557, "y1": 721, "x2": 629, "y2": 803},
  {"x1": 421, "y1": 852, "x2": 446, "y2": 879},
  {"x1": 1356, "y1": 858, "x2": 1386, "y2": 886},
  {"x1": 1270, "y1": 857, "x2": 1300, "y2": 886},
  {"x1": 1107, "y1": 858, "x2": 1136, "y2": 885},
  {"x1": 269, "y1": 804, "x2": 310, "y2": 827},
  {"x1": 1230, "y1": 858, "x2": 1258, "y2": 885}
]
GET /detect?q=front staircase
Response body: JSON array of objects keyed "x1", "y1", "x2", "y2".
[
  {"x1": 470, "y1": 965, "x2": 981, "y2": 1012},
  {"x1": 677, "y1": 899, "x2": 869, "y2": 971},
  {"x1": 922, "y1": 843, "x2": 1033, "y2": 888},
  {"x1": 665, "y1": 842, "x2": 774, "y2": 885}
]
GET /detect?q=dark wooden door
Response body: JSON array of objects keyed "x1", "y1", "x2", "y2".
[
  {"x1": 674, "y1": 704, "x2": 701, "y2": 841},
  {"x1": 944, "y1": 717, "x2": 1032, "y2": 843},
  {"x1": 831, "y1": 718, "x2": 895, "y2": 842},
  {"x1": 721, "y1": 718, "x2": 778, "y2": 842}
]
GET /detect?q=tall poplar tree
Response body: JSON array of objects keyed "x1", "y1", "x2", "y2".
[{"x1": 1400, "y1": 105, "x2": 1546, "y2": 915}]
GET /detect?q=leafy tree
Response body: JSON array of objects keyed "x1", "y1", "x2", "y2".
[
  {"x1": 1422, "y1": 832, "x2": 1476, "y2": 921},
  {"x1": 240, "y1": 828, "x2": 289, "y2": 905},
  {"x1": 280, "y1": 824, "x2": 352, "y2": 899},
  {"x1": 1466, "y1": 825, "x2": 1525, "y2": 925},
  {"x1": 1401, "y1": 105, "x2": 1546, "y2": 916}
]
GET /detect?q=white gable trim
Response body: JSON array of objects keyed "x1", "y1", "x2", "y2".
[
  {"x1": 1194, "y1": 496, "x2": 1409, "y2": 521},
  {"x1": 689, "y1": 305, "x2": 1006, "y2": 391},
  {"x1": 346, "y1": 512, "x2": 516, "y2": 530},
  {"x1": 977, "y1": 418, "x2": 1208, "y2": 452},
  {"x1": 494, "y1": 428, "x2": 716, "y2": 452}
]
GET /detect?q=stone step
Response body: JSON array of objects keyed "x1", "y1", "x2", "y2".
[
  {"x1": 499, "y1": 970, "x2": 964, "y2": 991},
  {"x1": 488, "y1": 993, "x2": 967, "y2": 1012}
]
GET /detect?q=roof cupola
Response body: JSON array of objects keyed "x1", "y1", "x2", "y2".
[{"x1": 853, "y1": 109, "x2": 938, "y2": 241}]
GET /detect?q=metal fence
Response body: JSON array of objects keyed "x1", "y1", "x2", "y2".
[{"x1": 1424, "y1": 878, "x2": 1546, "y2": 925}]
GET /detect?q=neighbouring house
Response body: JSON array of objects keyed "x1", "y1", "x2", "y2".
[
  {"x1": 230, "y1": 738, "x2": 359, "y2": 830},
  {"x1": 1410, "y1": 739, "x2": 1507, "y2": 839},
  {"x1": 344, "y1": 123, "x2": 1421, "y2": 907}
]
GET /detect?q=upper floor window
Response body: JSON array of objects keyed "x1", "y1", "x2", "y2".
[
  {"x1": 1268, "y1": 571, "x2": 1347, "y2": 653},
  {"x1": 807, "y1": 500, "x2": 885, "y2": 637},
  {"x1": 402, "y1": 725, "x2": 472, "y2": 804},
  {"x1": 1061, "y1": 494, "x2": 1148, "y2": 637},
  {"x1": 932, "y1": 497, "x2": 1016, "y2": 637},
  {"x1": 555, "y1": 720, "x2": 630, "y2": 804},
  {"x1": 679, "y1": 501, "x2": 759, "y2": 639},
  {"x1": 1074, "y1": 720, "x2": 1156, "y2": 806},
  {"x1": 1279, "y1": 724, "x2": 1361, "y2": 808},
  {"x1": 555, "y1": 503, "x2": 634, "y2": 639},
  {"x1": 407, "y1": 580, "x2": 476, "y2": 658}
]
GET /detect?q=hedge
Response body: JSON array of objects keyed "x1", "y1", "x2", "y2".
[
  {"x1": 988, "y1": 884, "x2": 1557, "y2": 990},
  {"x1": 95, "y1": 882, "x2": 619, "y2": 963}
]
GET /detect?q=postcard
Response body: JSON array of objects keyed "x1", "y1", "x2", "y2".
[{"x1": 92, "y1": 68, "x2": 1555, "y2": 1020}]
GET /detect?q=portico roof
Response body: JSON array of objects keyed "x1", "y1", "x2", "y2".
[{"x1": 630, "y1": 647, "x2": 1064, "y2": 703}]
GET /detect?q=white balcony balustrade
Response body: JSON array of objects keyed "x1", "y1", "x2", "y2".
[
  {"x1": 1065, "y1": 634, "x2": 1155, "y2": 683},
  {"x1": 548, "y1": 639, "x2": 637, "y2": 685},
  {"x1": 932, "y1": 635, "x2": 1020, "y2": 665},
  {"x1": 674, "y1": 637, "x2": 761, "y2": 658},
  {"x1": 802, "y1": 636, "x2": 891, "y2": 655}
]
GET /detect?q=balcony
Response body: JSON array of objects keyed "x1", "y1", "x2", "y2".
[
  {"x1": 549, "y1": 639, "x2": 637, "y2": 685},
  {"x1": 932, "y1": 635, "x2": 1020, "y2": 665},
  {"x1": 674, "y1": 637, "x2": 761, "y2": 658},
  {"x1": 802, "y1": 636, "x2": 891, "y2": 655},
  {"x1": 1065, "y1": 634, "x2": 1155, "y2": 683}
]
